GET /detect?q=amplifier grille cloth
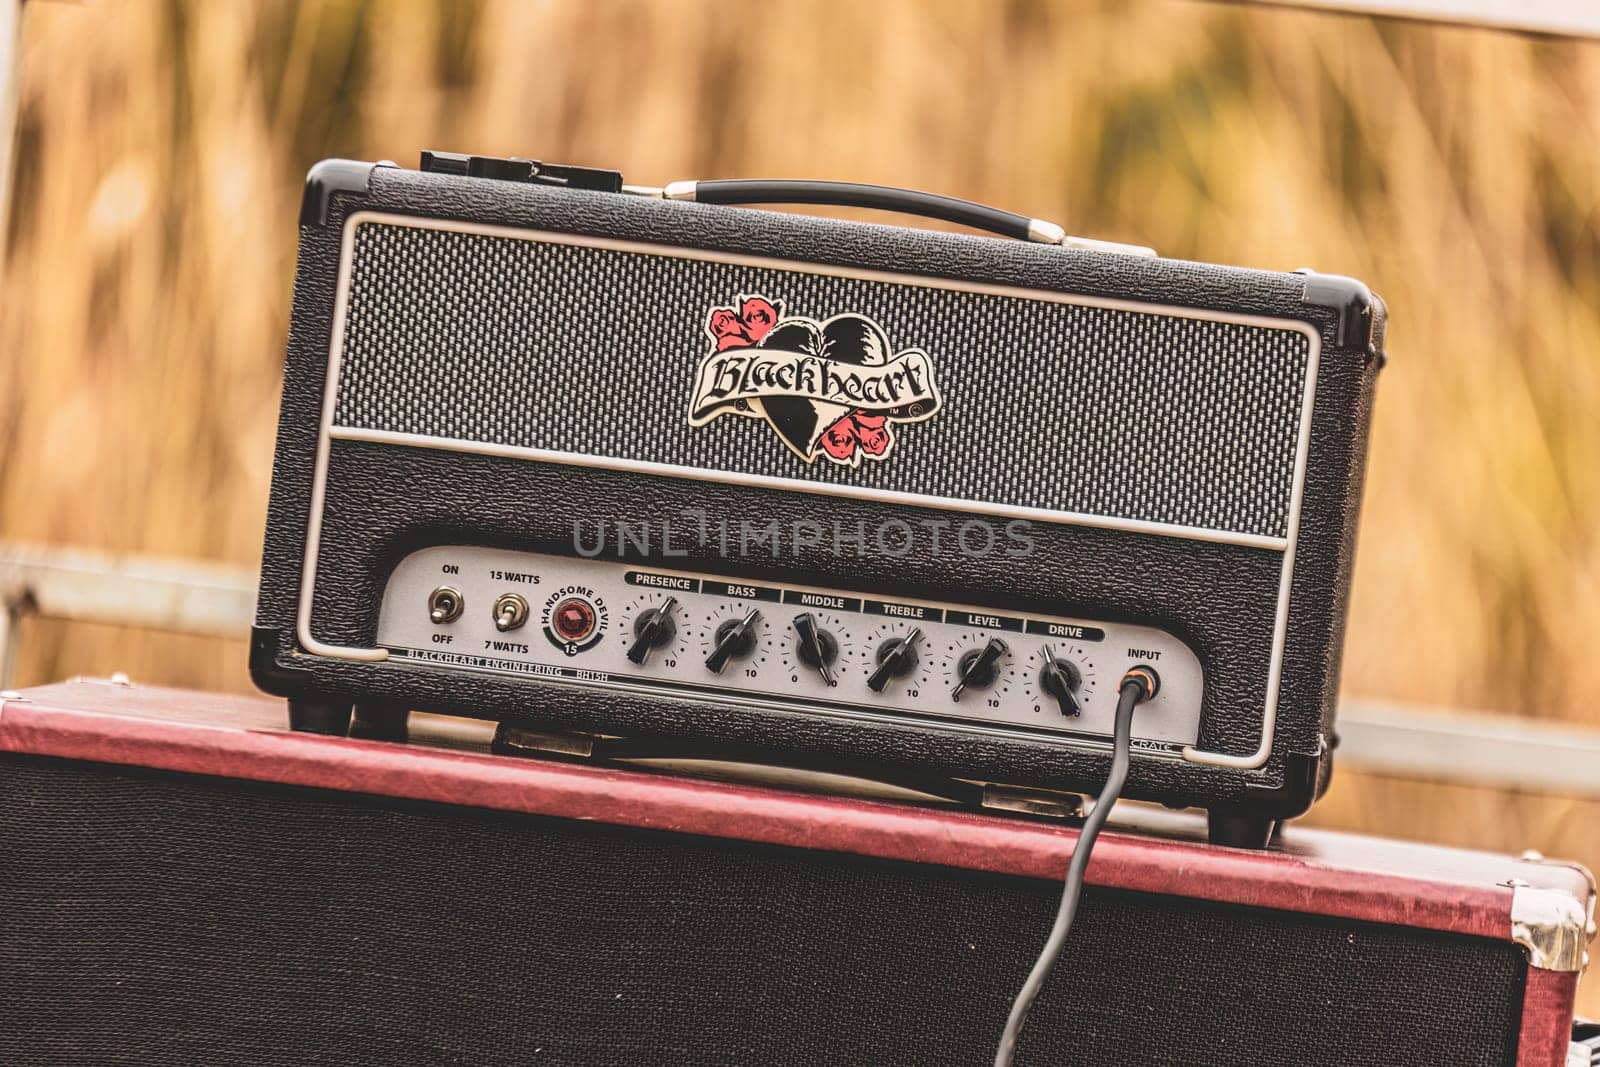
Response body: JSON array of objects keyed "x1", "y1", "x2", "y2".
[
  {"x1": 333, "y1": 221, "x2": 1311, "y2": 540},
  {"x1": 1, "y1": 755, "x2": 1525, "y2": 1067}
]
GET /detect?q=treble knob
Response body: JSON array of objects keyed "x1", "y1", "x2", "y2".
[
  {"x1": 866, "y1": 628, "x2": 922, "y2": 693},
  {"x1": 626, "y1": 596, "x2": 678, "y2": 665},
  {"x1": 705, "y1": 607, "x2": 761, "y2": 674},
  {"x1": 792, "y1": 612, "x2": 839, "y2": 685},
  {"x1": 1039, "y1": 645, "x2": 1084, "y2": 717},
  {"x1": 952, "y1": 637, "x2": 1009, "y2": 701}
]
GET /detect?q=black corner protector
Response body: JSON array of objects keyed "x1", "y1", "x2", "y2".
[
  {"x1": 249, "y1": 625, "x2": 308, "y2": 696},
  {"x1": 1240, "y1": 749, "x2": 1326, "y2": 818},
  {"x1": 301, "y1": 159, "x2": 378, "y2": 228},
  {"x1": 1297, "y1": 270, "x2": 1378, "y2": 353}
]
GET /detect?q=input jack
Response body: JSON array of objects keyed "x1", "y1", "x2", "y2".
[{"x1": 428, "y1": 586, "x2": 464, "y2": 624}]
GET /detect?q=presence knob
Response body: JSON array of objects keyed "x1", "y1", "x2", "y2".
[
  {"x1": 952, "y1": 637, "x2": 1009, "y2": 701},
  {"x1": 626, "y1": 596, "x2": 678, "y2": 665},
  {"x1": 792, "y1": 612, "x2": 839, "y2": 684},
  {"x1": 1039, "y1": 645, "x2": 1084, "y2": 717},
  {"x1": 866, "y1": 628, "x2": 922, "y2": 693},
  {"x1": 705, "y1": 608, "x2": 762, "y2": 674}
]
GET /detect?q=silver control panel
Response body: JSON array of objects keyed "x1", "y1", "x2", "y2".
[{"x1": 376, "y1": 546, "x2": 1204, "y2": 755}]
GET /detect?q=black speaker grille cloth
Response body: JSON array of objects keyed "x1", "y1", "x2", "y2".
[
  {"x1": 0, "y1": 754, "x2": 1524, "y2": 1066},
  {"x1": 332, "y1": 221, "x2": 1311, "y2": 540}
]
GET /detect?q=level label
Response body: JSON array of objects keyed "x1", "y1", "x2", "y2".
[
  {"x1": 782, "y1": 590, "x2": 862, "y2": 612},
  {"x1": 1024, "y1": 620, "x2": 1106, "y2": 641},
  {"x1": 702, "y1": 579, "x2": 782, "y2": 602},
  {"x1": 862, "y1": 599, "x2": 943, "y2": 623},
  {"x1": 946, "y1": 609, "x2": 1025, "y2": 632},
  {"x1": 625, "y1": 571, "x2": 699, "y2": 593}
]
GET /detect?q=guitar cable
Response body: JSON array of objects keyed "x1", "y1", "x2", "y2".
[{"x1": 992, "y1": 666, "x2": 1160, "y2": 1067}]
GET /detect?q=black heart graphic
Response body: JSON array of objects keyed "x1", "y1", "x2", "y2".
[{"x1": 760, "y1": 315, "x2": 891, "y2": 458}]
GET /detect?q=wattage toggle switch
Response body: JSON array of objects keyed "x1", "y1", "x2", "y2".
[{"x1": 493, "y1": 593, "x2": 529, "y2": 632}]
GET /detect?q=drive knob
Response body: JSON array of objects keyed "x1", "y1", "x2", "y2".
[
  {"x1": 866, "y1": 628, "x2": 922, "y2": 693},
  {"x1": 1039, "y1": 645, "x2": 1084, "y2": 717},
  {"x1": 792, "y1": 612, "x2": 839, "y2": 685},
  {"x1": 705, "y1": 607, "x2": 761, "y2": 674},
  {"x1": 626, "y1": 596, "x2": 678, "y2": 665},
  {"x1": 952, "y1": 637, "x2": 1009, "y2": 701}
]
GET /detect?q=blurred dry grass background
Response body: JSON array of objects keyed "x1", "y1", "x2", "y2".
[{"x1": 1, "y1": 0, "x2": 1598, "y2": 1008}]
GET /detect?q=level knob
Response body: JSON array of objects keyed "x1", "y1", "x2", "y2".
[
  {"x1": 1038, "y1": 646, "x2": 1084, "y2": 716},
  {"x1": 626, "y1": 596, "x2": 678, "y2": 665},
  {"x1": 866, "y1": 628, "x2": 923, "y2": 693},
  {"x1": 792, "y1": 612, "x2": 839, "y2": 684},
  {"x1": 952, "y1": 637, "x2": 1009, "y2": 701},
  {"x1": 705, "y1": 607, "x2": 761, "y2": 674}
]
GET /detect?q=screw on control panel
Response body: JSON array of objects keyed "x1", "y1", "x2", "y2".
[
  {"x1": 493, "y1": 592, "x2": 530, "y2": 632},
  {"x1": 428, "y1": 586, "x2": 464, "y2": 624}
]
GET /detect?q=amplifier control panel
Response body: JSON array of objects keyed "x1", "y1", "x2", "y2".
[{"x1": 376, "y1": 547, "x2": 1204, "y2": 755}]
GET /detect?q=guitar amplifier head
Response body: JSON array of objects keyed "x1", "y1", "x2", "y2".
[
  {"x1": 251, "y1": 155, "x2": 1387, "y2": 842},
  {"x1": 0, "y1": 683, "x2": 1589, "y2": 1066}
]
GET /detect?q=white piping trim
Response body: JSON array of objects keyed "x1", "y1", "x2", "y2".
[
  {"x1": 295, "y1": 216, "x2": 390, "y2": 663},
  {"x1": 297, "y1": 211, "x2": 1325, "y2": 771}
]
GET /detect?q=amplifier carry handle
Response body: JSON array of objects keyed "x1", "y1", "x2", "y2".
[{"x1": 659, "y1": 179, "x2": 1155, "y2": 256}]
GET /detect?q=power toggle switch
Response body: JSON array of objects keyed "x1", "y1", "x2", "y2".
[{"x1": 626, "y1": 596, "x2": 678, "y2": 665}]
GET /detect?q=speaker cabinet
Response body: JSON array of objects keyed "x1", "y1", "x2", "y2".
[{"x1": 0, "y1": 681, "x2": 1588, "y2": 1066}]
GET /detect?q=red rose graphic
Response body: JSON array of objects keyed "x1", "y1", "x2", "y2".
[
  {"x1": 708, "y1": 297, "x2": 783, "y2": 350},
  {"x1": 709, "y1": 308, "x2": 749, "y2": 351},
  {"x1": 739, "y1": 297, "x2": 778, "y2": 342},
  {"x1": 851, "y1": 412, "x2": 890, "y2": 455},
  {"x1": 819, "y1": 411, "x2": 895, "y2": 462}
]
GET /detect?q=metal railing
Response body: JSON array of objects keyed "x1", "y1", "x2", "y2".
[{"x1": 3, "y1": 541, "x2": 1597, "y2": 797}]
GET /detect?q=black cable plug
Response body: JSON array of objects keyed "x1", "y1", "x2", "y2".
[{"x1": 992, "y1": 667, "x2": 1160, "y2": 1067}]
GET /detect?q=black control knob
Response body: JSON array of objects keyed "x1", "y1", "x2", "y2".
[
  {"x1": 952, "y1": 637, "x2": 1009, "y2": 701},
  {"x1": 705, "y1": 608, "x2": 761, "y2": 674},
  {"x1": 792, "y1": 612, "x2": 839, "y2": 685},
  {"x1": 626, "y1": 596, "x2": 678, "y2": 665},
  {"x1": 866, "y1": 628, "x2": 922, "y2": 693},
  {"x1": 1039, "y1": 645, "x2": 1084, "y2": 717}
]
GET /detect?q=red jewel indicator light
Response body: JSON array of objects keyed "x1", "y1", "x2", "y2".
[{"x1": 552, "y1": 597, "x2": 596, "y2": 642}]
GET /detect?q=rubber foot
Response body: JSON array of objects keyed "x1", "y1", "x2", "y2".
[
  {"x1": 350, "y1": 702, "x2": 410, "y2": 742},
  {"x1": 1206, "y1": 810, "x2": 1278, "y2": 850},
  {"x1": 288, "y1": 698, "x2": 352, "y2": 736}
]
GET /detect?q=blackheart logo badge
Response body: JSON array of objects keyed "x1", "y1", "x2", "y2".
[{"x1": 687, "y1": 294, "x2": 942, "y2": 466}]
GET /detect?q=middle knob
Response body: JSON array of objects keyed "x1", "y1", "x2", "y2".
[{"x1": 791, "y1": 612, "x2": 840, "y2": 685}]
